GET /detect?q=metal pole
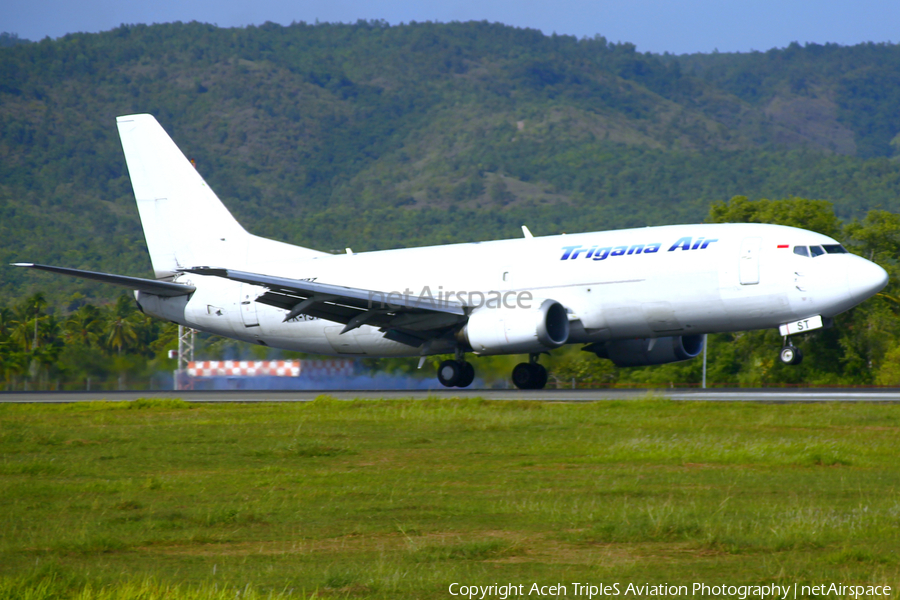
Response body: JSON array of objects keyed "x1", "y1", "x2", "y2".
[
  {"x1": 702, "y1": 334, "x2": 707, "y2": 389},
  {"x1": 175, "y1": 326, "x2": 196, "y2": 391},
  {"x1": 177, "y1": 325, "x2": 184, "y2": 391}
]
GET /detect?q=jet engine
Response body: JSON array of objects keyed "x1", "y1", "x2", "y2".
[
  {"x1": 460, "y1": 299, "x2": 570, "y2": 355},
  {"x1": 586, "y1": 335, "x2": 704, "y2": 367}
]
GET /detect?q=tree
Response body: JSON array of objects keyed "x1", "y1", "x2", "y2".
[
  {"x1": 65, "y1": 303, "x2": 103, "y2": 348},
  {"x1": 844, "y1": 210, "x2": 900, "y2": 264},
  {"x1": 707, "y1": 195, "x2": 842, "y2": 238},
  {"x1": 104, "y1": 295, "x2": 139, "y2": 356},
  {"x1": 9, "y1": 293, "x2": 48, "y2": 352}
]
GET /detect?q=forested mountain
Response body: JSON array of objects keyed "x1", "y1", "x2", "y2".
[
  {"x1": 2, "y1": 20, "x2": 900, "y2": 306},
  {"x1": 675, "y1": 43, "x2": 900, "y2": 158}
]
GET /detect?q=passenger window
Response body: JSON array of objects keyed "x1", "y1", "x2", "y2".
[
  {"x1": 823, "y1": 244, "x2": 848, "y2": 254},
  {"x1": 810, "y1": 245, "x2": 825, "y2": 257},
  {"x1": 793, "y1": 246, "x2": 809, "y2": 257}
]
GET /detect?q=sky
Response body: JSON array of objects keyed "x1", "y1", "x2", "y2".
[{"x1": 3, "y1": 0, "x2": 898, "y2": 55}]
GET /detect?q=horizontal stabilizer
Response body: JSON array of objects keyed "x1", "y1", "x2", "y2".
[{"x1": 11, "y1": 263, "x2": 196, "y2": 297}]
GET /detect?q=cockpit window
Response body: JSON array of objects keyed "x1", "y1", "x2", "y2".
[{"x1": 793, "y1": 244, "x2": 849, "y2": 257}]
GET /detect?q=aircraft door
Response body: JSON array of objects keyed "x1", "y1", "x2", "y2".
[
  {"x1": 239, "y1": 283, "x2": 260, "y2": 327},
  {"x1": 739, "y1": 237, "x2": 761, "y2": 285}
]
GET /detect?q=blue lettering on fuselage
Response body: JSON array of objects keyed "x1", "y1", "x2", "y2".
[{"x1": 559, "y1": 237, "x2": 717, "y2": 260}]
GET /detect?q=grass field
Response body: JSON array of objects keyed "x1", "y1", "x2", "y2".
[{"x1": 0, "y1": 397, "x2": 898, "y2": 599}]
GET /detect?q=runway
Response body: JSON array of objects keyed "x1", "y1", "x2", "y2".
[{"x1": 2, "y1": 388, "x2": 900, "y2": 403}]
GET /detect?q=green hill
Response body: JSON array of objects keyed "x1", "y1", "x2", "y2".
[
  {"x1": 675, "y1": 42, "x2": 900, "y2": 158},
  {"x1": 2, "y1": 21, "x2": 900, "y2": 306}
]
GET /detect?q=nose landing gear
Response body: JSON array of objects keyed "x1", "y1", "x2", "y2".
[
  {"x1": 780, "y1": 337, "x2": 803, "y2": 365},
  {"x1": 512, "y1": 353, "x2": 549, "y2": 390}
]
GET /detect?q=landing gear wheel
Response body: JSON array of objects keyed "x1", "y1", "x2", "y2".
[
  {"x1": 457, "y1": 361, "x2": 475, "y2": 388},
  {"x1": 512, "y1": 363, "x2": 532, "y2": 389},
  {"x1": 512, "y1": 363, "x2": 548, "y2": 390},
  {"x1": 437, "y1": 360, "x2": 475, "y2": 387},
  {"x1": 437, "y1": 360, "x2": 463, "y2": 387},
  {"x1": 533, "y1": 364, "x2": 548, "y2": 389},
  {"x1": 780, "y1": 345, "x2": 803, "y2": 365}
]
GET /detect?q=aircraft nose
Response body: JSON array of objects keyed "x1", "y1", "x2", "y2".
[{"x1": 847, "y1": 258, "x2": 888, "y2": 304}]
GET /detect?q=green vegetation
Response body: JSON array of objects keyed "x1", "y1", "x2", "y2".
[
  {"x1": 0, "y1": 399, "x2": 898, "y2": 598},
  {"x1": 3, "y1": 22, "x2": 900, "y2": 387},
  {"x1": 676, "y1": 42, "x2": 900, "y2": 158},
  {"x1": 0, "y1": 292, "x2": 176, "y2": 390}
]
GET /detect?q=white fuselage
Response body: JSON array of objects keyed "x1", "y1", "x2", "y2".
[{"x1": 135, "y1": 222, "x2": 887, "y2": 358}]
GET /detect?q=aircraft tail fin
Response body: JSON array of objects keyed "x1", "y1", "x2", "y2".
[
  {"x1": 117, "y1": 114, "x2": 251, "y2": 279},
  {"x1": 116, "y1": 114, "x2": 324, "y2": 280}
]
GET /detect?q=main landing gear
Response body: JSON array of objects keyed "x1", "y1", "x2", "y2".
[
  {"x1": 512, "y1": 354, "x2": 548, "y2": 390},
  {"x1": 780, "y1": 337, "x2": 803, "y2": 365},
  {"x1": 437, "y1": 350, "x2": 475, "y2": 388},
  {"x1": 436, "y1": 351, "x2": 550, "y2": 390}
]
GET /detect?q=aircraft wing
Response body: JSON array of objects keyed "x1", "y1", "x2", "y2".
[
  {"x1": 182, "y1": 267, "x2": 467, "y2": 346},
  {"x1": 11, "y1": 263, "x2": 196, "y2": 297}
]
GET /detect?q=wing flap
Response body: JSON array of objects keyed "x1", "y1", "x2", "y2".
[{"x1": 183, "y1": 267, "x2": 468, "y2": 345}]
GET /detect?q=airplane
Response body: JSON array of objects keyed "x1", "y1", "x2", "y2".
[{"x1": 13, "y1": 114, "x2": 889, "y2": 389}]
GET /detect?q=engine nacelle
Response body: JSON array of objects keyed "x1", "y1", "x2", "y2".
[
  {"x1": 588, "y1": 335, "x2": 704, "y2": 367},
  {"x1": 461, "y1": 299, "x2": 570, "y2": 355}
]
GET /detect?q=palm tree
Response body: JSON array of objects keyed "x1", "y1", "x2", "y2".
[
  {"x1": 104, "y1": 295, "x2": 139, "y2": 355},
  {"x1": 9, "y1": 310, "x2": 35, "y2": 352},
  {"x1": 0, "y1": 307, "x2": 13, "y2": 340},
  {"x1": 10, "y1": 293, "x2": 48, "y2": 351},
  {"x1": 35, "y1": 314, "x2": 63, "y2": 370},
  {"x1": 24, "y1": 293, "x2": 47, "y2": 349},
  {"x1": 65, "y1": 304, "x2": 102, "y2": 348},
  {"x1": 0, "y1": 347, "x2": 28, "y2": 390}
]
